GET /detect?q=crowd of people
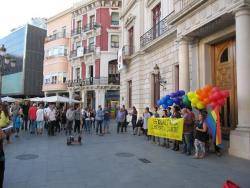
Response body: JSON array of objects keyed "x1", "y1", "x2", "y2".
[{"x1": 0, "y1": 100, "x2": 222, "y2": 187}]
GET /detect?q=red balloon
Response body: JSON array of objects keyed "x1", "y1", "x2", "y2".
[
  {"x1": 211, "y1": 87, "x2": 220, "y2": 93},
  {"x1": 221, "y1": 90, "x2": 229, "y2": 98},
  {"x1": 213, "y1": 92, "x2": 221, "y2": 101},
  {"x1": 218, "y1": 99, "x2": 225, "y2": 106},
  {"x1": 209, "y1": 102, "x2": 217, "y2": 109}
]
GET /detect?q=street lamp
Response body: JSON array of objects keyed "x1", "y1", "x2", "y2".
[
  {"x1": 153, "y1": 64, "x2": 167, "y2": 90},
  {"x1": 0, "y1": 44, "x2": 16, "y2": 97}
]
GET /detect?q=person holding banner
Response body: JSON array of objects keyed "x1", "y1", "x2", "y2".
[
  {"x1": 152, "y1": 106, "x2": 160, "y2": 145},
  {"x1": 171, "y1": 106, "x2": 182, "y2": 151},
  {"x1": 182, "y1": 108, "x2": 194, "y2": 155},
  {"x1": 194, "y1": 111, "x2": 209, "y2": 159},
  {"x1": 162, "y1": 109, "x2": 171, "y2": 148},
  {"x1": 143, "y1": 107, "x2": 152, "y2": 140}
]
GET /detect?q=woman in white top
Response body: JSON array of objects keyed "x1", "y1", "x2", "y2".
[
  {"x1": 36, "y1": 104, "x2": 45, "y2": 135},
  {"x1": 143, "y1": 107, "x2": 152, "y2": 140}
]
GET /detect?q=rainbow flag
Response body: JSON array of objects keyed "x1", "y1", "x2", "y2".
[{"x1": 205, "y1": 107, "x2": 222, "y2": 146}]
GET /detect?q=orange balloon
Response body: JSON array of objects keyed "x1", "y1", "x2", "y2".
[
  {"x1": 196, "y1": 89, "x2": 202, "y2": 96},
  {"x1": 203, "y1": 98, "x2": 210, "y2": 105}
]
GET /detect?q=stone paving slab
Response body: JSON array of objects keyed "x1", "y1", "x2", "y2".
[{"x1": 3, "y1": 122, "x2": 250, "y2": 188}]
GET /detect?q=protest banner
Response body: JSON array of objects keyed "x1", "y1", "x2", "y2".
[{"x1": 148, "y1": 118, "x2": 184, "y2": 141}]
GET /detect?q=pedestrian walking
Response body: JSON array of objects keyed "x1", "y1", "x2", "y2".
[
  {"x1": 95, "y1": 105, "x2": 104, "y2": 135},
  {"x1": 66, "y1": 105, "x2": 75, "y2": 135},
  {"x1": 36, "y1": 104, "x2": 45, "y2": 135},
  {"x1": 28, "y1": 103, "x2": 37, "y2": 134},
  {"x1": 74, "y1": 105, "x2": 81, "y2": 134}
]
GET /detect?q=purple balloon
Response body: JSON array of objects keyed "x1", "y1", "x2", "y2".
[
  {"x1": 178, "y1": 90, "x2": 185, "y2": 96},
  {"x1": 170, "y1": 92, "x2": 176, "y2": 98}
]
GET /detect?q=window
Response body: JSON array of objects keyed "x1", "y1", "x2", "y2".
[
  {"x1": 90, "y1": 15, "x2": 95, "y2": 29},
  {"x1": 111, "y1": 12, "x2": 119, "y2": 26},
  {"x1": 220, "y1": 48, "x2": 229, "y2": 63},
  {"x1": 88, "y1": 37, "x2": 95, "y2": 50},
  {"x1": 128, "y1": 27, "x2": 134, "y2": 55},
  {"x1": 152, "y1": 3, "x2": 161, "y2": 38},
  {"x1": 62, "y1": 26, "x2": 66, "y2": 37},
  {"x1": 46, "y1": 46, "x2": 67, "y2": 58},
  {"x1": 77, "y1": 20, "x2": 82, "y2": 33},
  {"x1": 52, "y1": 76, "x2": 57, "y2": 84},
  {"x1": 111, "y1": 35, "x2": 119, "y2": 48},
  {"x1": 128, "y1": 80, "x2": 132, "y2": 108},
  {"x1": 76, "y1": 68, "x2": 80, "y2": 80}
]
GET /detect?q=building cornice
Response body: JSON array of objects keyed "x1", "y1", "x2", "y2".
[
  {"x1": 47, "y1": 8, "x2": 73, "y2": 23},
  {"x1": 120, "y1": 0, "x2": 137, "y2": 18}
]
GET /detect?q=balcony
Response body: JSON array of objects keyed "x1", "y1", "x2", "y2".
[
  {"x1": 70, "y1": 45, "x2": 95, "y2": 59},
  {"x1": 83, "y1": 22, "x2": 101, "y2": 33},
  {"x1": 45, "y1": 32, "x2": 67, "y2": 43},
  {"x1": 42, "y1": 82, "x2": 67, "y2": 92},
  {"x1": 71, "y1": 27, "x2": 82, "y2": 36},
  {"x1": 140, "y1": 14, "x2": 173, "y2": 48},
  {"x1": 67, "y1": 77, "x2": 120, "y2": 87},
  {"x1": 111, "y1": 20, "x2": 119, "y2": 26}
]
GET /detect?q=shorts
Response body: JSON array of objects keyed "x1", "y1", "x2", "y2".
[{"x1": 36, "y1": 121, "x2": 44, "y2": 129}]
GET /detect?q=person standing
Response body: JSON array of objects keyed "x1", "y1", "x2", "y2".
[
  {"x1": 85, "y1": 108, "x2": 91, "y2": 134},
  {"x1": 66, "y1": 105, "x2": 75, "y2": 135},
  {"x1": 131, "y1": 106, "x2": 138, "y2": 135},
  {"x1": 162, "y1": 109, "x2": 171, "y2": 148},
  {"x1": 103, "y1": 106, "x2": 111, "y2": 134},
  {"x1": 81, "y1": 107, "x2": 87, "y2": 132},
  {"x1": 36, "y1": 104, "x2": 45, "y2": 135},
  {"x1": 181, "y1": 108, "x2": 194, "y2": 155},
  {"x1": 46, "y1": 104, "x2": 57, "y2": 136},
  {"x1": 194, "y1": 111, "x2": 209, "y2": 159},
  {"x1": 116, "y1": 107, "x2": 126, "y2": 134},
  {"x1": 21, "y1": 101, "x2": 29, "y2": 131},
  {"x1": 122, "y1": 105, "x2": 128, "y2": 132},
  {"x1": 143, "y1": 107, "x2": 152, "y2": 140},
  {"x1": 171, "y1": 105, "x2": 182, "y2": 151},
  {"x1": 55, "y1": 106, "x2": 61, "y2": 133},
  {"x1": 28, "y1": 103, "x2": 37, "y2": 134},
  {"x1": 11, "y1": 101, "x2": 20, "y2": 133},
  {"x1": 60, "y1": 106, "x2": 67, "y2": 132},
  {"x1": 152, "y1": 106, "x2": 160, "y2": 145},
  {"x1": 0, "y1": 104, "x2": 10, "y2": 144},
  {"x1": 95, "y1": 105, "x2": 104, "y2": 135},
  {"x1": 74, "y1": 105, "x2": 81, "y2": 134},
  {"x1": 0, "y1": 128, "x2": 6, "y2": 188}
]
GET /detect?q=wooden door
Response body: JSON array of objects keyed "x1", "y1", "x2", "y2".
[{"x1": 213, "y1": 39, "x2": 237, "y2": 138}]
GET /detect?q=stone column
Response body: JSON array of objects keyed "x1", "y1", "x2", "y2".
[
  {"x1": 178, "y1": 38, "x2": 190, "y2": 91},
  {"x1": 44, "y1": 92, "x2": 48, "y2": 97},
  {"x1": 69, "y1": 90, "x2": 73, "y2": 100},
  {"x1": 229, "y1": 7, "x2": 250, "y2": 160},
  {"x1": 95, "y1": 89, "x2": 105, "y2": 110},
  {"x1": 81, "y1": 90, "x2": 87, "y2": 108}
]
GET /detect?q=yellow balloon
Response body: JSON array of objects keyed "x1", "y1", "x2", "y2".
[
  {"x1": 187, "y1": 92, "x2": 195, "y2": 100},
  {"x1": 197, "y1": 102, "x2": 205, "y2": 109},
  {"x1": 191, "y1": 97, "x2": 199, "y2": 105}
]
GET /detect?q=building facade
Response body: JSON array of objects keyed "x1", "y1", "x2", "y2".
[
  {"x1": 120, "y1": 0, "x2": 250, "y2": 160},
  {"x1": 0, "y1": 24, "x2": 46, "y2": 97},
  {"x1": 68, "y1": 0, "x2": 121, "y2": 110},
  {"x1": 43, "y1": 8, "x2": 72, "y2": 97}
]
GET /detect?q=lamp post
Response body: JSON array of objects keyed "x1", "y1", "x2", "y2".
[
  {"x1": 0, "y1": 44, "x2": 16, "y2": 97},
  {"x1": 153, "y1": 64, "x2": 167, "y2": 90}
]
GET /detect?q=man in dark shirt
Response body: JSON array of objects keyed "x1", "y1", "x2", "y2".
[{"x1": 21, "y1": 101, "x2": 29, "y2": 131}]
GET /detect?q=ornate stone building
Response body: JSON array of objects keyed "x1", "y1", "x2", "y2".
[
  {"x1": 68, "y1": 0, "x2": 121, "y2": 109},
  {"x1": 120, "y1": 0, "x2": 250, "y2": 159}
]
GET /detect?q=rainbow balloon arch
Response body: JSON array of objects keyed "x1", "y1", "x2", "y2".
[{"x1": 157, "y1": 85, "x2": 229, "y2": 111}]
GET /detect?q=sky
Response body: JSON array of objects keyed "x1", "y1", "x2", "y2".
[{"x1": 0, "y1": 0, "x2": 73, "y2": 38}]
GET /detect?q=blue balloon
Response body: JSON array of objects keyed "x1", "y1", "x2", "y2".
[
  {"x1": 157, "y1": 100, "x2": 161, "y2": 106},
  {"x1": 167, "y1": 99, "x2": 174, "y2": 106},
  {"x1": 165, "y1": 95, "x2": 170, "y2": 100},
  {"x1": 178, "y1": 90, "x2": 185, "y2": 96},
  {"x1": 162, "y1": 104, "x2": 168, "y2": 109},
  {"x1": 169, "y1": 92, "x2": 176, "y2": 98}
]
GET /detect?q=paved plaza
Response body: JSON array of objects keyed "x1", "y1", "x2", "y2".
[{"x1": 4, "y1": 122, "x2": 250, "y2": 188}]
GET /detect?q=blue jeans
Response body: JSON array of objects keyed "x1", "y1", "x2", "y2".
[
  {"x1": 85, "y1": 120, "x2": 91, "y2": 133},
  {"x1": 30, "y1": 120, "x2": 37, "y2": 133},
  {"x1": 183, "y1": 132, "x2": 193, "y2": 154}
]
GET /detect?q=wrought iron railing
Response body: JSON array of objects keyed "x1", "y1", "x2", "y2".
[
  {"x1": 140, "y1": 15, "x2": 173, "y2": 48},
  {"x1": 67, "y1": 77, "x2": 120, "y2": 87},
  {"x1": 111, "y1": 42, "x2": 119, "y2": 48},
  {"x1": 45, "y1": 32, "x2": 67, "y2": 43},
  {"x1": 71, "y1": 27, "x2": 82, "y2": 36},
  {"x1": 69, "y1": 45, "x2": 95, "y2": 58},
  {"x1": 83, "y1": 22, "x2": 100, "y2": 32},
  {"x1": 84, "y1": 45, "x2": 95, "y2": 53}
]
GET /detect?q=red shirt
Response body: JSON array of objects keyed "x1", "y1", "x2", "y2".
[{"x1": 28, "y1": 106, "x2": 37, "y2": 121}]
